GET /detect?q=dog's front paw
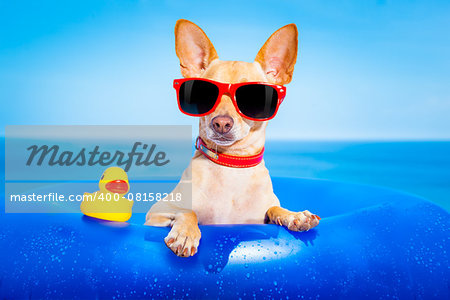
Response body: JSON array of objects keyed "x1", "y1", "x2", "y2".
[
  {"x1": 164, "y1": 224, "x2": 201, "y2": 257},
  {"x1": 276, "y1": 210, "x2": 320, "y2": 232}
]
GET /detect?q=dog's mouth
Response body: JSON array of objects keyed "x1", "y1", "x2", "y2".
[{"x1": 209, "y1": 134, "x2": 236, "y2": 146}]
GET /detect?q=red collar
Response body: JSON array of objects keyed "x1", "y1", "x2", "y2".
[{"x1": 195, "y1": 137, "x2": 264, "y2": 168}]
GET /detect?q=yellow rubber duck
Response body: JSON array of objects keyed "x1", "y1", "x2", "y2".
[{"x1": 80, "y1": 167, "x2": 133, "y2": 222}]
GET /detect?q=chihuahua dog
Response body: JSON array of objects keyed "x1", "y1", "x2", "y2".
[{"x1": 145, "y1": 19, "x2": 320, "y2": 257}]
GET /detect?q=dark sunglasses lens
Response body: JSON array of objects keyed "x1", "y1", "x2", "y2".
[
  {"x1": 235, "y1": 85, "x2": 278, "y2": 119},
  {"x1": 178, "y1": 80, "x2": 219, "y2": 115}
]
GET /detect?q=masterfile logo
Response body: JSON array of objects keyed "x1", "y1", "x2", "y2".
[
  {"x1": 26, "y1": 142, "x2": 170, "y2": 172},
  {"x1": 4, "y1": 125, "x2": 192, "y2": 213}
]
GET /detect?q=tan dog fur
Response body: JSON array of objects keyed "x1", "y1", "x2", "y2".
[{"x1": 145, "y1": 20, "x2": 320, "y2": 257}]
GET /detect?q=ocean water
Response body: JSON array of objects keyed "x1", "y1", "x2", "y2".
[
  {"x1": 265, "y1": 140, "x2": 450, "y2": 211},
  {"x1": 1, "y1": 138, "x2": 449, "y2": 211}
]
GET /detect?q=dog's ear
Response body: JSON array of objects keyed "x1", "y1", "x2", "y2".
[
  {"x1": 175, "y1": 19, "x2": 219, "y2": 78},
  {"x1": 255, "y1": 24, "x2": 298, "y2": 85}
]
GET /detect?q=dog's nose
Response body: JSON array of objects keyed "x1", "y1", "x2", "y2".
[{"x1": 211, "y1": 115, "x2": 234, "y2": 134}]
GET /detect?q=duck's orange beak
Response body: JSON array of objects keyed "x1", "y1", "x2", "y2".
[{"x1": 105, "y1": 180, "x2": 129, "y2": 194}]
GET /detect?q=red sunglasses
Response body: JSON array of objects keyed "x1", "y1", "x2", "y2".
[{"x1": 173, "y1": 78, "x2": 286, "y2": 121}]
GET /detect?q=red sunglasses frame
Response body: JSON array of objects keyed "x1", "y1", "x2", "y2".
[{"x1": 173, "y1": 78, "x2": 286, "y2": 121}]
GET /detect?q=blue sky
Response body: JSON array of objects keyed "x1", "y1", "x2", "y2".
[{"x1": 1, "y1": 0, "x2": 449, "y2": 140}]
